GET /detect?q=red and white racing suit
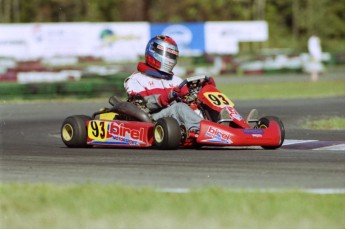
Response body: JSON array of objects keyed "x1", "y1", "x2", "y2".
[{"x1": 124, "y1": 63, "x2": 203, "y2": 130}]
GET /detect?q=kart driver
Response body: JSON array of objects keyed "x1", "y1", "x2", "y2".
[{"x1": 124, "y1": 35, "x2": 215, "y2": 131}]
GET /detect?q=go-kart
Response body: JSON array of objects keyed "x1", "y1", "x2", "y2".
[{"x1": 61, "y1": 75, "x2": 285, "y2": 150}]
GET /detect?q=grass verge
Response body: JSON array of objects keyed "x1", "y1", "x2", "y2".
[
  {"x1": 217, "y1": 80, "x2": 345, "y2": 100},
  {"x1": 304, "y1": 117, "x2": 345, "y2": 130},
  {"x1": 1, "y1": 184, "x2": 344, "y2": 229},
  {"x1": 1, "y1": 76, "x2": 345, "y2": 101}
]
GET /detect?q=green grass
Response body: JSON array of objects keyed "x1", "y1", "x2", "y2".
[
  {"x1": 1, "y1": 184, "x2": 344, "y2": 229},
  {"x1": 2, "y1": 75, "x2": 345, "y2": 101},
  {"x1": 217, "y1": 80, "x2": 345, "y2": 100},
  {"x1": 304, "y1": 117, "x2": 345, "y2": 130}
]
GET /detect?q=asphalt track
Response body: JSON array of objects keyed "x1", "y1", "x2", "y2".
[{"x1": 1, "y1": 97, "x2": 344, "y2": 190}]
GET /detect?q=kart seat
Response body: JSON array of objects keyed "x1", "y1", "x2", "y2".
[{"x1": 110, "y1": 102, "x2": 152, "y2": 123}]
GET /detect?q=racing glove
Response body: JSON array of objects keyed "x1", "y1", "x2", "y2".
[
  {"x1": 158, "y1": 87, "x2": 182, "y2": 107},
  {"x1": 159, "y1": 86, "x2": 188, "y2": 107},
  {"x1": 168, "y1": 87, "x2": 182, "y2": 100}
]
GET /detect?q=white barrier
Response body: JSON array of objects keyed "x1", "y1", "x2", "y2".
[
  {"x1": 17, "y1": 70, "x2": 82, "y2": 84},
  {"x1": 0, "y1": 22, "x2": 150, "y2": 61},
  {"x1": 0, "y1": 21, "x2": 268, "y2": 60}
]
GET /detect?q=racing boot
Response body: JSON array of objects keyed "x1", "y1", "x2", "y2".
[{"x1": 187, "y1": 126, "x2": 200, "y2": 138}]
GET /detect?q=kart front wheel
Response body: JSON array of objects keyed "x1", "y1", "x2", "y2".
[
  {"x1": 259, "y1": 116, "x2": 285, "y2": 150},
  {"x1": 154, "y1": 117, "x2": 181, "y2": 150},
  {"x1": 61, "y1": 115, "x2": 92, "y2": 148}
]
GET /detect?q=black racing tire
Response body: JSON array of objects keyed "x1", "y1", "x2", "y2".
[
  {"x1": 61, "y1": 115, "x2": 92, "y2": 148},
  {"x1": 259, "y1": 116, "x2": 285, "y2": 150},
  {"x1": 153, "y1": 117, "x2": 181, "y2": 150}
]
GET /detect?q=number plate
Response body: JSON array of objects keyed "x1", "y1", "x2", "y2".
[
  {"x1": 204, "y1": 92, "x2": 234, "y2": 108},
  {"x1": 88, "y1": 120, "x2": 108, "y2": 142}
]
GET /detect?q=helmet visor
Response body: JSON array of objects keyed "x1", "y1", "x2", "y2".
[{"x1": 152, "y1": 42, "x2": 179, "y2": 60}]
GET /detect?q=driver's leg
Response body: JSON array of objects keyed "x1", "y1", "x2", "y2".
[{"x1": 152, "y1": 103, "x2": 202, "y2": 130}]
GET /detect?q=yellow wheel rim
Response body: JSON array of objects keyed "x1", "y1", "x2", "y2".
[
  {"x1": 154, "y1": 125, "x2": 164, "y2": 143},
  {"x1": 259, "y1": 124, "x2": 268, "y2": 129},
  {"x1": 62, "y1": 124, "x2": 73, "y2": 141}
]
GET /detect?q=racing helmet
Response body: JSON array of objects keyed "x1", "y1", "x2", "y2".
[{"x1": 145, "y1": 35, "x2": 179, "y2": 74}]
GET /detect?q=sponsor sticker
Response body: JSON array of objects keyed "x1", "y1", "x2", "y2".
[
  {"x1": 88, "y1": 121, "x2": 145, "y2": 145},
  {"x1": 108, "y1": 122, "x2": 145, "y2": 145},
  {"x1": 204, "y1": 126, "x2": 233, "y2": 144},
  {"x1": 243, "y1": 129, "x2": 264, "y2": 135}
]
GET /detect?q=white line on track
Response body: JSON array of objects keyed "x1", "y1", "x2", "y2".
[
  {"x1": 159, "y1": 188, "x2": 345, "y2": 195},
  {"x1": 282, "y1": 139, "x2": 318, "y2": 146},
  {"x1": 304, "y1": 189, "x2": 345, "y2": 194},
  {"x1": 314, "y1": 144, "x2": 345, "y2": 151},
  {"x1": 283, "y1": 139, "x2": 345, "y2": 151}
]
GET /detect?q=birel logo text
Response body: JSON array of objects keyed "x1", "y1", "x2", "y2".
[
  {"x1": 109, "y1": 122, "x2": 145, "y2": 144},
  {"x1": 206, "y1": 126, "x2": 232, "y2": 143}
]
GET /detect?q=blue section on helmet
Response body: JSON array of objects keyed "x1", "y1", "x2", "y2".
[
  {"x1": 145, "y1": 69, "x2": 172, "y2": 80},
  {"x1": 153, "y1": 52, "x2": 163, "y2": 62}
]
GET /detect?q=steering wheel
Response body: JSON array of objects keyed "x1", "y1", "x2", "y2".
[
  {"x1": 178, "y1": 75, "x2": 210, "y2": 104},
  {"x1": 178, "y1": 75, "x2": 210, "y2": 90}
]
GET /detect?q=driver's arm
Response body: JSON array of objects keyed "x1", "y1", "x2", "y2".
[
  {"x1": 144, "y1": 85, "x2": 187, "y2": 111},
  {"x1": 143, "y1": 94, "x2": 165, "y2": 112}
]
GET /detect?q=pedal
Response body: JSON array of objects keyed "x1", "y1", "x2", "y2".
[{"x1": 188, "y1": 126, "x2": 199, "y2": 138}]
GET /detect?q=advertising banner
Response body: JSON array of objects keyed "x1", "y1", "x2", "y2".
[
  {"x1": 205, "y1": 31, "x2": 239, "y2": 54},
  {"x1": 0, "y1": 21, "x2": 268, "y2": 59},
  {"x1": 0, "y1": 24, "x2": 31, "y2": 59},
  {"x1": 86, "y1": 22, "x2": 150, "y2": 61},
  {"x1": 205, "y1": 21, "x2": 268, "y2": 42},
  {"x1": 205, "y1": 21, "x2": 268, "y2": 54},
  {"x1": 0, "y1": 22, "x2": 149, "y2": 61},
  {"x1": 28, "y1": 23, "x2": 90, "y2": 58},
  {"x1": 150, "y1": 23, "x2": 205, "y2": 56}
]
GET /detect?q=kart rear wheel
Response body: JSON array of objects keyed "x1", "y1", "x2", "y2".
[
  {"x1": 154, "y1": 117, "x2": 181, "y2": 150},
  {"x1": 61, "y1": 115, "x2": 91, "y2": 148},
  {"x1": 259, "y1": 116, "x2": 285, "y2": 150}
]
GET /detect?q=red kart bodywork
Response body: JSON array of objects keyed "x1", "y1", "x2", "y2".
[
  {"x1": 193, "y1": 84, "x2": 282, "y2": 147},
  {"x1": 196, "y1": 120, "x2": 281, "y2": 147},
  {"x1": 197, "y1": 85, "x2": 250, "y2": 126},
  {"x1": 85, "y1": 115, "x2": 281, "y2": 148},
  {"x1": 87, "y1": 119, "x2": 154, "y2": 147}
]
